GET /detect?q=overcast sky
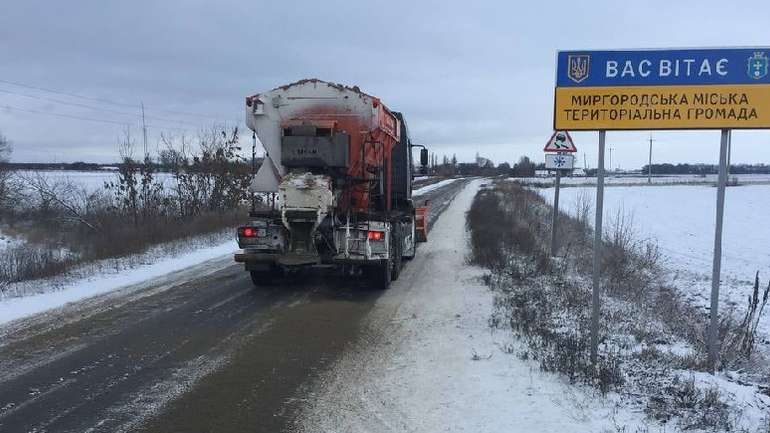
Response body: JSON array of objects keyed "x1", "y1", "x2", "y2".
[{"x1": 2, "y1": 0, "x2": 769, "y2": 168}]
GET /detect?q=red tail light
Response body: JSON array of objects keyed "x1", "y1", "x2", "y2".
[
  {"x1": 239, "y1": 227, "x2": 256, "y2": 237},
  {"x1": 367, "y1": 230, "x2": 385, "y2": 241}
]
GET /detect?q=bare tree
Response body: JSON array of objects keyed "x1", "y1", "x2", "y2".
[
  {"x1": 109, "y1": 127, "x2": 140, "y2": 225},
  {"x1": 18, "y1": 172, "x2": 100, "y2": 232}
]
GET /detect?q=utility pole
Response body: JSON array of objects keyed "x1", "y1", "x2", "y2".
[
  {"x1": 141, "y1": 102, "x2": 148, "y2": 157},
  {"x1": 647, "y1": 133, "x2": 655, "y2": 184},
  {"x1": 608, "y1": 147, "x2": 613, "y2": 173}
]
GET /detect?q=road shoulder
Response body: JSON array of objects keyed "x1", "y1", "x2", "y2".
[{"x1": 297, "y1": 179, "x2": 643, "y2": 433}]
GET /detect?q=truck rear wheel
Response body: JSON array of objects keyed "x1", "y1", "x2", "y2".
[
  {"x1": 250, "y1": 271, "x2": 272, "y2": 287},
  {"x1": 368, "y1": 261, "x2": 391, "y2": 290},
  {"x1": 249, "y1": 265, "x2": 279, "y2": 287},
  {"x1": 390, "y1": 227, "x2": 402, "y2": 281}
]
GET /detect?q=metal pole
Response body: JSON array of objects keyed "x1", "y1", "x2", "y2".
[
  {"x1": 726, "y1": 133, "x2": 732, "y2": 178},
  {"x1": 648, "y1": 134, "x2": 654, "y2": 184},
  {"x1": 550, "y1": 168, "x2": 562, "y2": 256},
  {"x1": 591, "y1": 131, "x2": 606, "y2": 366},
  {"x1": 708, "y1": 129, "x2": 730, "y2": 373}
]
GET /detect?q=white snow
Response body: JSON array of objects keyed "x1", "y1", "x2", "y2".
[
  {"x1": 686, "y1": 370, "x2": 770, "y2": 429},
  {"x1": 0, "y1": 228, "x2": 22, "y2": 252},
  {"x1": 299, "y1": 179, "x2": 644, "y2": 433},
  {"x1": 0, "y1": 236, "x2": 236, "y2": 326},
  {"x1": 538, "y1": 184, "x2": 770, "y2": 340},
  {"x1": 412, "y1": 177, "x2": 460, "y2": 196}
]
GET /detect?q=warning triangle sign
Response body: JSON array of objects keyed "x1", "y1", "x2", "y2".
[{"x1": 544, "y1": 131, "x2": 577, "y2": 152}]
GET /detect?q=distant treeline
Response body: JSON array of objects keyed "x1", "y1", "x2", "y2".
[
  {"x1": 640, "y1": 163, "x2": 770, "y2": 175},
  {"x1": 2, "y1": 162, "x2": 115, "y2": 171},
  {"x1": 7, "y1": 160, "x2": 770, "y2": 177},
  {"x1": 2, "y1": 158, "x2": 263, "y2": 173}
]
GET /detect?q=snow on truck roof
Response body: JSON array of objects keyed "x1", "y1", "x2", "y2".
[
  {"x1": 272, "y1": 78, "x2": 370, "y2": 96},
  {"x1": 245, "y1": 78, "x2": 387, "y2": 109}
]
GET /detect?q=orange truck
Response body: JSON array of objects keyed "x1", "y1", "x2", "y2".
[{"x1": 235, "y1": 79, "x2": 428, "y2": 289}]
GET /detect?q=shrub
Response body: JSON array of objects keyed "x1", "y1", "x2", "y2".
[{"x1": 0, "y1": 125, "x2": 251, "y2": 289}]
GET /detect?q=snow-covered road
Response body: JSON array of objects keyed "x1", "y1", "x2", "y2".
[
  {"x1": 300, "y1": 179, "x2": 643, "y2": 432},
  {"x1": 0, "y1": 177, "x2": 472, "y2": 433}
]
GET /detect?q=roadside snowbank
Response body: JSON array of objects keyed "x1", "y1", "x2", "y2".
[
  {"x1": 412, "y1": 177, "x2": 460, "y2": 196},
  {"x1": 0, "y1": 233, "x2": 236, "y2": 326},
  {"x1": 299, "y1": 179, "x2": 643, "y2": 432}
]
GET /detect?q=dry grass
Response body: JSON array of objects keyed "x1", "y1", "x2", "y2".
[
  {"x1": 645, "y1": 375, "x2": 731, "y2": 431},
  {"x1": 471, "y1": 182, "x2": 622, "y2": 393},
  {"x1": 0, "y1": 208, "x2": 242, "y2": 292}
]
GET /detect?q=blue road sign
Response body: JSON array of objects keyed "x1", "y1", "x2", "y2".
[
  {"x1": 557, "y1": 48, "x2": 770, "y2": 87},
  {"x1": 554, "y1": 47, "x2": 770, "y2": 130}
]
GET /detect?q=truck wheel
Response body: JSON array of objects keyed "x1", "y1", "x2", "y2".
[
  {"x1": 249, "y1": 266, "x2": 278, "y2": 287},
  {"x1": 367, "y1": 261, "x2": 391, "y2": 290},
  {"x1": 390, "y1": 228, "x2": 402, "y2": 281}
]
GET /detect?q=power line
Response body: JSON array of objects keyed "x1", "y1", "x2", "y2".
[
  {"x1": 2, "y1": 104, "x2": 129, "y2": 126},
  {"x1": 1, "y1": 104, "x2": 189, "y2": 132},
  {"x1": 0, "y1": 77, "x2": 231, "y2": 122},
  {"x1": 0, "y1": 87, "x2": 204, "y2": 127}
]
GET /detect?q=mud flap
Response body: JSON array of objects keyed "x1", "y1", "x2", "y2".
[{"x1": 415, "y1": 207, "x2": 429, "y2": 242}]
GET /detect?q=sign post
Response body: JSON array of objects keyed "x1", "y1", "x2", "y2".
[
  {"x1": 554, "y1": 47, "x2": 770, "y2": 370},
  {"x1": 544, "y1": 132, "x2": 577, "y2": 257},
  {"x1": 550, "y1": 169, "x2": 561, "y2": 256},
  {"x1": 708, "y1": 129, "x2": 731, "y2": 372},
  {"x1": 590, "y1": 131, "x2": 606, "y2": 366},
  {"x1": 647, "y1": 134, "x2": 655, "y2": 184}
]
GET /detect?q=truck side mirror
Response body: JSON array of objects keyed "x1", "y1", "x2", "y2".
[{"x1": 420, "y1": 148, "x2": 428, "y2": 167}]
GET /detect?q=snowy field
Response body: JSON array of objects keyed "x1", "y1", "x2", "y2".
[
  {"x1": 519, "y1": 173, "x2": 770, "y2": 186},
  {"x1": 13, "y1": 169, "x2": 175, "y2": 193},
  {"x1": 538, "y1": 184, "x2": 770, "y2": 338}
]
